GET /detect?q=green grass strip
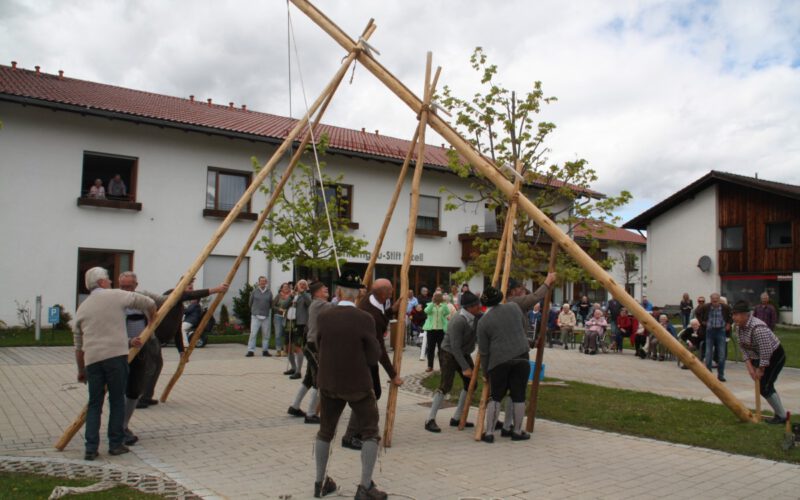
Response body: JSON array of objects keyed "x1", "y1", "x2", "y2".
[{"x1": 422, "y1": 372, "x2": 800, "y2": 464}]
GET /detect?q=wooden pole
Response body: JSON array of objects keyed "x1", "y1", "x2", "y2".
[
  {"x1": 458, "y1": 213, "x2": 512, "y2": 430},
  {"x1": 289, "y1": 0, "x2": 753, "y2": 423},
  {"x1": 53, "y1": 30, "x2": 378, "y2": 451},
  {"x1": 526, "y1": 242, "x2": 558, "y2": 432},
  {"x1": 159, "y1": 22, "x2": 376, "y2": 404},
  {"x1": 474, "y1": 161, "x2": 524, "y2": 440},
  {"x1": 754, "y1": 379, "x2": 761, "y2": 423},
  {"x1": 382, "y1": 55, "x2": 440, "y2": 448},
  {"x1": 361, "y1": 125, "x2": 420, "y2": 290}
]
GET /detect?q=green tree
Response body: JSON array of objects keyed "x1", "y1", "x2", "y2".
[
  {"x1": 439, "y1": 47, "x2": 631, "y2": 285},
  {"x1": 254, "y1": 135, "x2": 368, "y2": 279},
  {"x1": 231, "y1": 283, "x2": 253, "y2": 324}
]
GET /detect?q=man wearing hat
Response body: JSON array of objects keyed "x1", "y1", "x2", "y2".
[
  {"x1": 287, "y1": 280, "x2": 332, "y2": 424},
  {"x1": 733, "y1": 300, "x2": 788, "y2": 424},
  {"x1": 313, "y1": 272, "x2": 387, "y2": 500},
  {"x1": 477, "y1": 285, "x2": 535, "y2": 442},
  {"x1": 425, "y1": 290, "x2": 482, "y2": 432}
]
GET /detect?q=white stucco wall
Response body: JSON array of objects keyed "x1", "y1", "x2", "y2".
[
  {"x1": 0, "y1": 103, "x2": 278, "y2": 324},
  {"x1": 605, "y1": 243, "x2": 647, "y2": 301},
  {"x1": 644, "y1": 185, "x2": 719, "y2": 306},
  {"x1": 0, "y1": 102, "x2": 511, "y2": 325}
]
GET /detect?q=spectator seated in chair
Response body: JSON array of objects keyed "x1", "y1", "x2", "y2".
[{"x1": 583, "y1": 308, "x2": 607, "y2": 354}]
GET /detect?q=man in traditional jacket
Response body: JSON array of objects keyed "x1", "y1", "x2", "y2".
[{"x1": 313, "y1": 272, "x2": 387, "y2": 500}]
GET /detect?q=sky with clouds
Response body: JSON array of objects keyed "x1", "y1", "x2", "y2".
[{"x1": 2, "y1": 0, "x2": 799, "y2": 222}]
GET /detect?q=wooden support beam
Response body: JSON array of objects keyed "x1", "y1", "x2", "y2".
[
  {"x1": 158, "y1": 21, "x2": 376, "y2": 404},
  {"x1": 474, "y1": 161, "x2": 524, "y2": 441},
  {"x1": 526, "y1": 242, "x2": 558, "y2": 432},
  {"x1": 383, "y1": 54, "x2": 440, "y2": 448},
  {"x1": 290, "y1": 0, "x2": 753, "y2": 423},
  {"x1": 53, "y1": 28, "x2": 378, "y2": 451},
  {"x1": 361, "y1": 124, "x2": 419, "y2": 290}
]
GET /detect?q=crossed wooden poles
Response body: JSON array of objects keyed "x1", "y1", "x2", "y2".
[{"x1": 56, "y1": 0, "x2": 755, "y2": 452}]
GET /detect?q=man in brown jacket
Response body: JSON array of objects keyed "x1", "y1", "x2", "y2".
[
  {"x1": 341, "y1": 278, "x2": 403, "y2": 450},
  {"x1": 313, "y1": 272, "x2": 387, "y2": 500}
]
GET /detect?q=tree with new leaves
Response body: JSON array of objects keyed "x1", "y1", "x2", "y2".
[
  {"x1": 254, "y1": 135, "x2": 368, "y2": 279},
  {"x1": 438, "y1": 47, "x2": 631, "y2": 285}
]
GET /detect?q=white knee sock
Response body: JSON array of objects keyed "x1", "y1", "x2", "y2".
[
  {"x1": 503, "y1": 397, "x2": 514, "y2": 430},
  {"x1": 452, "y1": 389, "x2": 468, "y2": 421},
  {"x1": 766, "y1": 393, "x2": 786, "y2": 419},
  {"x1": 428, "y1": 391, "x2": 444, "y2": 422},
  {"x1": 292, "y1": 385, "x2": 309, "y2": 409},
  {"x1": 513, "y1": 402, "x2": 526, "y2": 433},
  {"x1": 485, "y1": 400, "x2": 500, "y2": 436},
  {"x1": 306, "y1": 388, "x2": 319, "y2": 416}
]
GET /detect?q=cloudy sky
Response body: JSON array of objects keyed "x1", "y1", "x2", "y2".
[{"x1": 2, "y1": 0, "x2": 799, "y2": 222}]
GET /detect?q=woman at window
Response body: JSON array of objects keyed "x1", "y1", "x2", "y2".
[{"x1": 88, "y1": 179, "x2": 106, "y2": 199}]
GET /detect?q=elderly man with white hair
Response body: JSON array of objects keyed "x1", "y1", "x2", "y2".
[{"x1": 73, "y1": 267, "x2": 156, "y2": 461}]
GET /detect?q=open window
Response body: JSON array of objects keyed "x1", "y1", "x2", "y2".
[
  {"x1": 204, "y1": 167, "x2": 257, "y2": 220},
  {"x1": 78, "y1": 152, "x2": 141, "y2": 210},
  {"x1": 76, "y1": 248, "x2": 133, "y2": 307}
]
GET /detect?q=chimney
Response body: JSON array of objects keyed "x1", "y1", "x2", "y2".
[
  {"x1": 755, "y1": 173, "x2": 759, "y2": 179},
  {"x1": 361, "y1": 127, "x2": 365, "y2": 133},
  {"x1": 58, "y1": 70, "x2": 64, "y2": 79},
  {"x1": 189, "y1": 95, "x2": 195, "y2": 102},
  {"x1": 241, "y1": 104, "x2": 247, "y2": 111},
  {"x1": 11, "y1": 61, "x2": 17, "y2": 70},
  {"x1": 375, "y1": 129, "x2": 379, "y2": 135},
  {"x1": 35, "y1": 65, "x2": 40, "y2": 74},
  {"x1": 229, "y1": 102, "x2": 234, "y2": 109},
  {"x1": 207, "y1": 98, "x2": 212, "y2": 107}
]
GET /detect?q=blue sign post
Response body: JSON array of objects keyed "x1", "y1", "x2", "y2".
[{"x1": 48, "y1": 306, "x2": 60, "y2": 325}]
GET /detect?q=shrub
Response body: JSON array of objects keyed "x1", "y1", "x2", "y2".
[
  {"x1": 232, "y1": 283, "x2": 253, "y2": 324},
  {"x1": 15, "y1": 300, "x2": 33, "y2": 329},
  {"x1": 219, "y1": 304, "x2": 230, "y2": 327},
  {"x1": 52, "y1": 304, "x2": 72, "y2": 330}
]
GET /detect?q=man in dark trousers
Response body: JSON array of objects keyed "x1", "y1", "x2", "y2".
[
  {"x1": 425, "y1": 290, "x2": 481, "y2": 432},
  {"x1": 341, "y1": 278, "x2": 403, "y2": 450},
  {"x1": 313, "y1": 272, "x2": 387, "y2": 500},
  {"x1": 695, "y1": 292, "x2": 732, "y2": 382}
]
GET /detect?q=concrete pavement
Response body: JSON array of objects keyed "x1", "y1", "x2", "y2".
[{"x1": 1, "y1": 343, "x2": 798, "y2": 499}]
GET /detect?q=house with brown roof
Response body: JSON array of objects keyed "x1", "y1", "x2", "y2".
[
  {"x1": 624, "y1": 171, "x2": 799, "y2": 325},
  {"x1": 0, "y1": 62, "x2": 609, "y2": 325}
]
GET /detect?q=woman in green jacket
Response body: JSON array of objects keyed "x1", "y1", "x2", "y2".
[{"x1": 424, "y1": 292, "x2": 450, "y2": 372}]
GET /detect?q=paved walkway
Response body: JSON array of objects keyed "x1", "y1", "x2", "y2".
[{"x1": 0, "y1": 343, "x2": 798, "y2": 499}]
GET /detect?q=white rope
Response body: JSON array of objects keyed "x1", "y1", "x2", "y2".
[
  {"x1": 49, "y1": 481, "x2": 118, "y2": 499},
  {"x1": 286, "y1": 4, "x2": 342, "y2": 276}
]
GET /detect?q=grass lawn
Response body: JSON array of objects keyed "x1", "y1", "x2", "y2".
[
  {"x1": 423, "y1": 373, "x2": 800, "y2": 464},
  {"x1": 0, "y1": 471, "x2": 163, "y2": 499}
]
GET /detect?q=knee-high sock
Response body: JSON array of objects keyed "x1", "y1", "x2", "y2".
[
  {"x1": 292, "y1": 384, "x2": 309, "y2": 409},
  {"x1": 513, "y1": 402, "x2": 526, "y2": 433},
  {"x1": 288, "y1": 351, "x2": 297, "y2": 371},
  {"x1": 306, "y1": 388, "x2": 319, "y2": 416},
  {"x1": 360, "y1": 439, "x2": 379, "y2": 488},
  {"x1": 428, "y1": 391, "x2": 444, "y2": 422},
  {"x1": 452, "y1": 389, "x2": 468, "y2": 421},
  {"x1": 485, "y1": 400, "x2": 500, "y2": 437},
  {"x1": 503, "y1": 397, "x2": 514, "y2": 430},
  {"x1": 419, "y1": 333, "x2": 427, "y2": 361},
  {"x1": 124, "y1": 397, "x2": 138, "y2": 430},
  {"x1": 295, "y1": 352, "x2": 304, "y2": 373},
  {"x1": 766, "y1": 392, "x2": 787, "y2": 419},
  {"x1": 315, "y1": 439, "x2": 330, "y2": 483}
]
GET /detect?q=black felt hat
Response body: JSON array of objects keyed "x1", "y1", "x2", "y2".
[
  {"x1": 480, "y1": 286, "x2": 503, "y2": 307},
  {"x1": 460, "y1": 291, "x2": 480, "y2": 308},
  {"x1": 335, "y1": 271, "x2": 365, "y2": 289},
  {"x1": 732, "y1": 300, "x2": 750, "y2": 314}
]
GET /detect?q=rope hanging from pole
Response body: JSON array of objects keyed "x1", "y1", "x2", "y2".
[{"x1": 287, "y1": 4, "x2": 342, "y2": 276}]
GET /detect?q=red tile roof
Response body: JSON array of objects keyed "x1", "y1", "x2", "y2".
[
  {"x1": 0, "y1": 63, "x2": 599, "y2": 195},
  {"x1": 573, "y1": 219, "x2": 646, "y2": 245}
]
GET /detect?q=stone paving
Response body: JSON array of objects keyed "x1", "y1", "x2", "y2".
[{"x1": 0, "y1": 343, "x2": 798, "y2": 499}]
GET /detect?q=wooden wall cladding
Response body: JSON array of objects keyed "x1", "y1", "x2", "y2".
[{"x1": 718, "y1": 182, "x2": 799, "y2": 274}]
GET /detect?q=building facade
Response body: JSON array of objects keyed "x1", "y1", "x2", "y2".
[
  {"x1": 624, "y1": 171, "x2": 799, "y2": 325},
  {"x1": 1, "y1": 63, "x2": 618, "y2": 326}
]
